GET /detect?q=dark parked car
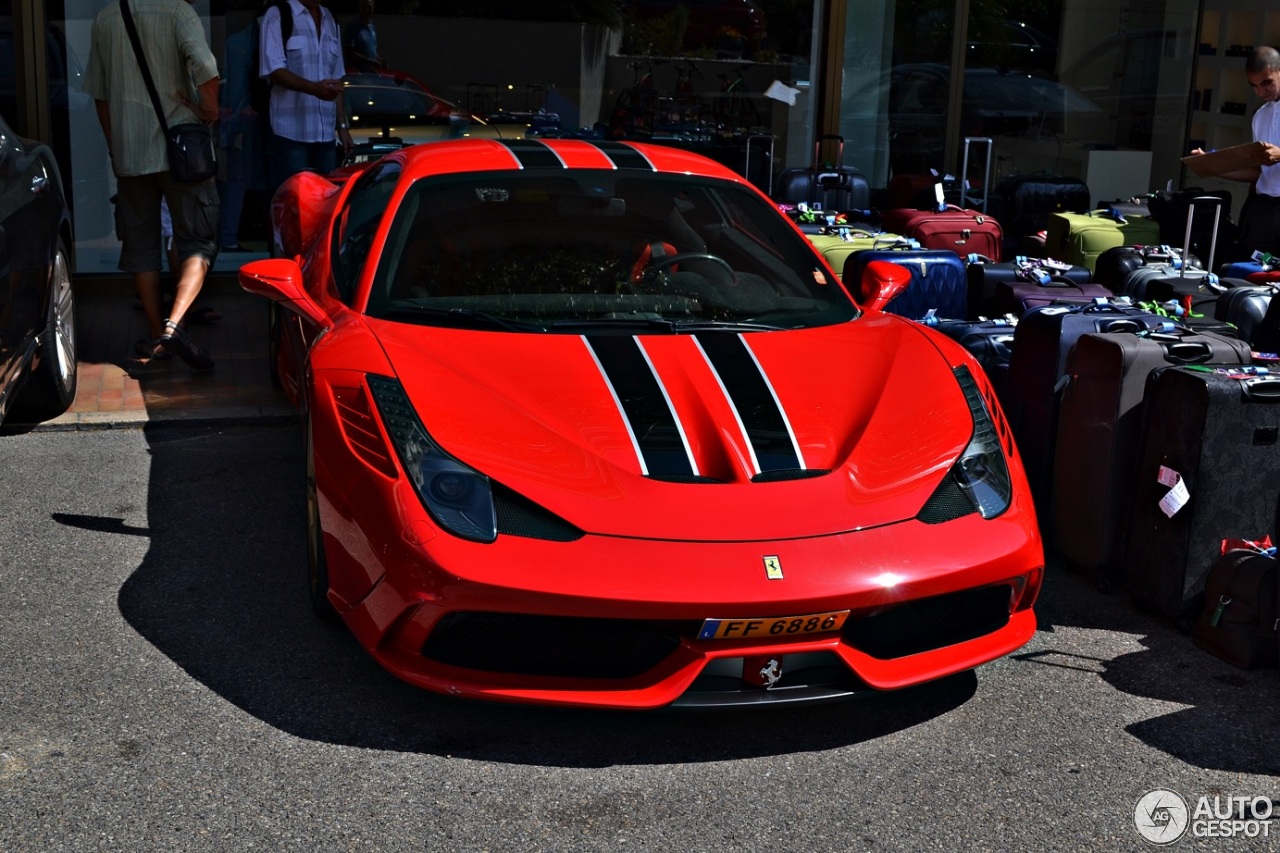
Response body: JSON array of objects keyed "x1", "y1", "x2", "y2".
[{"x1": 0, "y1": 111, "x2": 77, "y2": 427}]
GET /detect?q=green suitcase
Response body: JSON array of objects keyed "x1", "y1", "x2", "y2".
[
  {"x1": 1046, "y1": 210, "x2": 1162, "y2": 272},
  {"x1": 806, "y1": 230, "x2": 918, "y2": 281}
]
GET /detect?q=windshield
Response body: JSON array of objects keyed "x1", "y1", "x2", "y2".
[{"x1": 367, "y1": 170, "x2": 856, "y2": 332}]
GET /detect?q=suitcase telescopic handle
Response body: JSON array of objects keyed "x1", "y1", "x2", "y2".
[
  {"x1": 1161, "y1": 341, "x2": 1212, "y2": 364},
  {"x1": 1180, "y1": 196, "x2": 1224, "y2": 279},
  {"x1": 1241, "y1": 376, "x2": 1280, "y2": 401},
  {"x1": 1082, "y1": 303, "x2": 1131, "y2": 315}
]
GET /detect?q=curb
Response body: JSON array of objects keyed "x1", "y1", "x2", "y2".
[{"x1": 22, "y1": 405, "x2": 299, "y2": 433}]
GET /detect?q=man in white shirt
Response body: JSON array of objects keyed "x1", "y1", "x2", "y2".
[
  {"x1": 259, "y1": 0, "x2": 353, "y2": 192},
  {"x1": 1207, "y1": 46, "x2": 1280, "y2": 258}
]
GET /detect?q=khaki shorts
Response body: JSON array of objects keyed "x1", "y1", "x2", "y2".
[{"x1": 115, "y1": 172, "x2": 219, "y2": 272}]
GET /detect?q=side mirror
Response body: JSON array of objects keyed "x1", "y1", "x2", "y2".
[
  {"x1": 855, "y1": 260, "x2": 911, "y2": 312},
  {"x1": 238, "y1": 258, "x2": 331, "y2": 330}
]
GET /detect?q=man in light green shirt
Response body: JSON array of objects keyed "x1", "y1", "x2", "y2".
[{"x1": 84, "y1": 0, "x2": 221, "y2": 369}]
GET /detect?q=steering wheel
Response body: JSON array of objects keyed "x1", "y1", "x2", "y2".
[{"x1": 646, "y1": 252, "x2": 734, "y2": 276}]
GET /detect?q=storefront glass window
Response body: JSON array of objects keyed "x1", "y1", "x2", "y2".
[
  {"x1": 37, "y1": 0, "x2": 820, "y2": 275},
  {"x1": 839, "y1": 0, "x2": 1201, "y2": 211}
]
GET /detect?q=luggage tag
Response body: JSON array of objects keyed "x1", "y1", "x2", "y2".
[
  {"x1": 1156, "y1": 465, "x2": 1190, "y2": 519},
  {"x1": 1250, "y1": 250, "x2": 1276, "y2": 271}
]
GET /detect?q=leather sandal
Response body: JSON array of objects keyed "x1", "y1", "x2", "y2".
[
  {"x1": 133, "y1": 336, "x2": 173, "y2": 360},
  {"x1": 158, "y1": 320, "x2": 215, "y2": 370}
]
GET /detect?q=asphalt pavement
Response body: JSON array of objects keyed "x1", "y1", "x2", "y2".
[{"x1": 0, "y1": 423, "x2": 1277, "y2": 851}]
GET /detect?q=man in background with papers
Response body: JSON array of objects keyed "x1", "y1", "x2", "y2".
[{"x1": 1191, "y1": 46, "x2": 1280, "y2": 258}]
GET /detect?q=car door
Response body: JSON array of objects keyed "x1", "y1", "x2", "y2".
[{"x1": 0, "y1": 116, "x2": 58, "y2": 398}]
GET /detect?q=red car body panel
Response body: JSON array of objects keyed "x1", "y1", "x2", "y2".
[{"x1": 243, "y1": 138, "x2": 1044, "y2": 709}]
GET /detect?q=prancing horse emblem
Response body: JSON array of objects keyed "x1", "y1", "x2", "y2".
[
  {"x1": 759, "y1": 659, "x2": 782, "y2": 689},
  {"x1": 763, "y1": 555, "x2": 783, "y2": 579}
]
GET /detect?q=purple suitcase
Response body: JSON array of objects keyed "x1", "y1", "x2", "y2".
[
  {"x1": 965, "y1": 257, "x2": 1091, "y2": 319},
  {"x1": 1004, "y1": 301, "x2": 1172, "y2": 515},
  {"x1": 990, "y1": 274, "x2": 1114, "y2": 318}
]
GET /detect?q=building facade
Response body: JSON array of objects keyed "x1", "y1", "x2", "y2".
[{"x1": 0, "y1": 0, "x2": 1259, "y2": 274}]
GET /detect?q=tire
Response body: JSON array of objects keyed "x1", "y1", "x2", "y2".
[
  {"x1": 305, "y1": 413, "x2": 340, "y2": 623},
  {"x1": 267, "y1": 301, "x2": 284, "y2": 390},
  {"x1": 14, "y1": 239, "x2": 77, "y2": 421}
]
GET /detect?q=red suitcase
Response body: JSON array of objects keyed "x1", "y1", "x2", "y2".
[{"x1": 881, "y1": 204, "x2": 1003, "y2": 262}]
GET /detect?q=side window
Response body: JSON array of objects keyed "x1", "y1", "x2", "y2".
[{"x1": 331, "y1": 160, "x2": 401, "y2": 302}]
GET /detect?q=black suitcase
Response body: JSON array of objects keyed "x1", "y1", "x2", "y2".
[
  {"x1": 1214, "y1": 285, "x2": 1276, "y2": 346},
  {"x1": 1148, "y1": 187, "x2": 1238, "y2": 261},
  {"x1": 774, "y1": 134, "x2": 871, "y2": 213},
  {"x1": 1117, "y1": 195, "x2": 1246, "y2": 335},
  {"x1": 995, "y1": 173, "x2": 1093, "y2": 238},
  {"x1": 1251, "y1": 293, "x2": 1280, "y2": 354},
  {"x1": 1126, "y1": 368, "x2": 1280, "y2": 623},
  {"x1": 1052, "y1": 329, "x2": 1252, "y2": 578},
  {"x1": 1004, "y1": 301, "x2": 1171, "y2": 516},
  {"x1": 931, "y1": 317, "x2": 1017, "y2": 400},
  {"x1": 965, "y1": 257, "x2": 1091, "y2": 319},
  {"x1": 1094, "y1": 245, "x2": 1200, "y2": 292}
]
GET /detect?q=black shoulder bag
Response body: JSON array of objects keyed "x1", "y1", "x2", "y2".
[{"x1": 120, "y1": 0, "x2": 216, "y2": 183}]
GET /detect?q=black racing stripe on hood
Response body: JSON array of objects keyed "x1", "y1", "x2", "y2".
[
  {"x1": 585, "y1": 335, "x2": 694, "y2": 478},
  {"x1": 696, "y1": 333, "x2": 802, "y2": 473},
  {"x1": 592, "y1": 141, "x2": 654, "y2": 171},
  {"x1": 498, "y1": 139, "x2": 564, "y2": 169}
]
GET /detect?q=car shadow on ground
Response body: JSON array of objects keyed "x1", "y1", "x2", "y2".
[
  {"x1": 1029, "y1": 559, "x2": 1280, "y2": 776},
  {"x1": 114, "y1": 421, "x2": 979, "y2": 767}
]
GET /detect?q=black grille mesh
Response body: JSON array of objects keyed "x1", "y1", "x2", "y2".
[
  {"x1": 422, "y1": 612, "x2": 684, "y2": 678},
  {"x1": 842, "y1": 584, "x2": 1013, "y2": 659},
  {"x1": 493, "y1": 484, "x2": 583, "y2": 541},
  {"x1": 916, "y1": 474, "x2": 972, "y2": 524}
]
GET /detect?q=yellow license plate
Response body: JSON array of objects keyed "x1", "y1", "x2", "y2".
[{"x1": 697, "y1": 610, "x2": 850, "y2": 641}]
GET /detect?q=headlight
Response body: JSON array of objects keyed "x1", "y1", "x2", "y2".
[
  {"x1": 366, "y1": 374, "x2": 498, "y2": 543},
  {"x1": 918, "y1": 366, "x2": 1012, "y2": 523}
]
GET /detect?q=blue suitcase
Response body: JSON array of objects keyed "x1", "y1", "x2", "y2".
[{"x1": 844, "y1": 248, "x2": 968, "y2": 320}]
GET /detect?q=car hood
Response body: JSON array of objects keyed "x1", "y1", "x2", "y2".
[{"x1": 369, "y1": 316, "x2": 972, "y2": 541}]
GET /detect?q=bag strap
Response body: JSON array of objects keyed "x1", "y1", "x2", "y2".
[{"x1": 120, "y1": 0, "x2": 171, "y2": 138}]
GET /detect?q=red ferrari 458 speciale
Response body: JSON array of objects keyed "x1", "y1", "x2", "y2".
[{"x1": 240, "y1": 137, "x2": 1043, "y2": 709}]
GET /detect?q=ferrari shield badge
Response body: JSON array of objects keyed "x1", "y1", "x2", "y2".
[{"x1": 763, "y1": 555, "x2": 783, "y2": 579}]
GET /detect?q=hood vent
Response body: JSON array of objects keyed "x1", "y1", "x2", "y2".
[{"x1": 752, "y1": 468, "x2": 831, "y2": 483}]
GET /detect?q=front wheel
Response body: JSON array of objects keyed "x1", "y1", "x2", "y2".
[{"x1": 14, "y1": 239, "x2": 77, "y2": 421}]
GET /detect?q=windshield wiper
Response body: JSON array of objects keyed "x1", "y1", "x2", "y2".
[
  {"x1": 548, "y1": 317, "x2": 678, "y2": 334},
  {"x1": 668, "y1": 319, "x2": 789, "y2": 332},
  {"x1": 381, "y1": 305, "x2": 539, "y2": 332}
]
